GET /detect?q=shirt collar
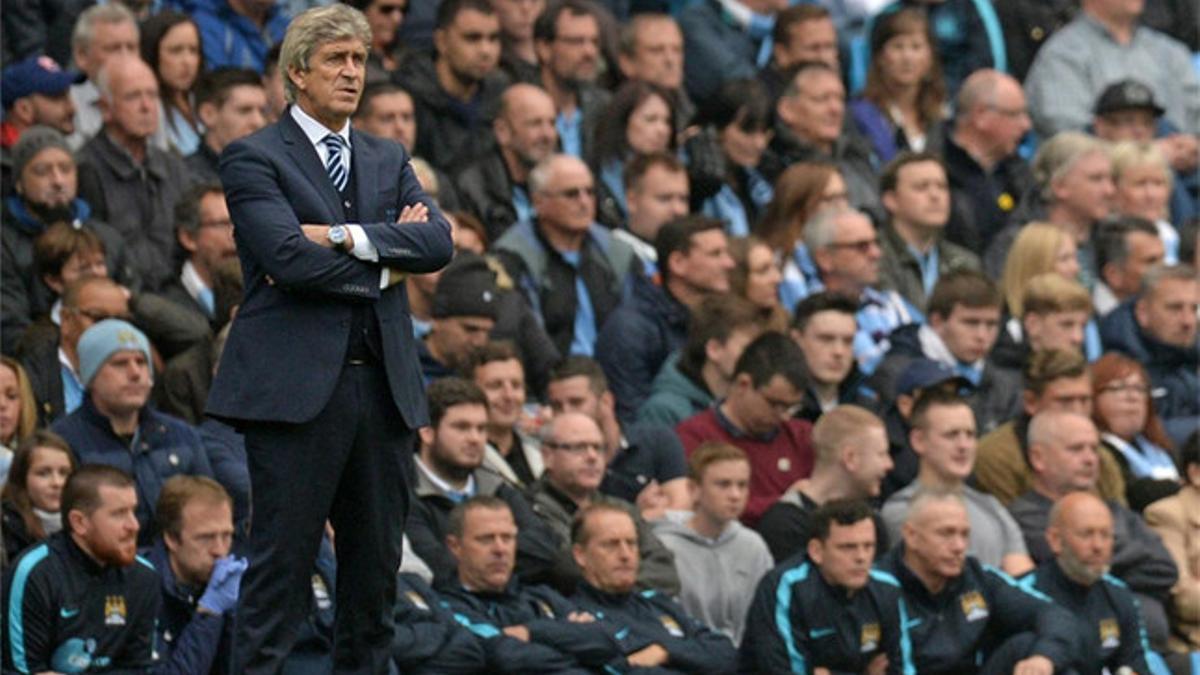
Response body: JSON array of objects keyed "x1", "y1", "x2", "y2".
[
  {"x1": 180, "y1": 260, "x2": 209, "y2": 303},
  {"x1": 290, "y1": 104, "x2": 351, "y2": 150},
  {"x1": 415, "y1": 456, "x2": 475, "y2": 498}
]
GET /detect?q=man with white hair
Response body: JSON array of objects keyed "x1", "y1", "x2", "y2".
[
  {"x1": 66, "y1": 3, "x2": 139, "y2": 149},
  {"x1": 75, "y1": 54, "x2": 188, "y2": 290}
]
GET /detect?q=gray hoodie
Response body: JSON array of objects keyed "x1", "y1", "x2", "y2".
[{"x1": 652, "y1": 511, "x2": 774, "y2": 645}]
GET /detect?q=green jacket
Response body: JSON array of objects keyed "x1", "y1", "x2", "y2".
[{"x1": 877, "y1": 220, "x2": 982, "y2": 312}]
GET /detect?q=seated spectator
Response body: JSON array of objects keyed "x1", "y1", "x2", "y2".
[
  {"x1": 1024, "y1": 0, "x2": 1200, "y2": 142},
  {"x1": 67, "y1": 4, "x2": 140, "y2": 150},
  {"x1": 144, "y1": 475, "x2": 246, "y2": 674},
  {"x1": 456, "y1": 83, "x2": 558, "y2": 242},
  {"x1": 879, "y1": 358, "x2": 973, "y2": 498},
  {"x1": 1092, "y1": 80, "x2": 1197, "y2": 226},
  {"x1": 800, "y1": 207, "x2": 922, "y2": 374},
  {"x1": 391, "y1": 570, "x2": 489, "y2": 674},
  {"x1": 1143, "y1": 432, "x2": 1200, "y2": 655},
  {"x1": 528, "y1": 410, "x2": 686, "y2": 593},
  {"x1": 0, "y1": 55, "x2": 81, "y2": 190},
  {"x1": 596, "y1": 215, "x2": 733, "y2": 422},
  {"x1": 870, "y1": 269, "x2": 1021, "y2": 435},
  {"x1": 407, "y1": 378, "x2": 560, "y2": 589},
  {"x1": 772, "y1": 62, "x2": 879, "y2": 213},
  {"x1": 942, "y1": 69, "x2": 1035, "y2": 253},
  {"x1": 139, "y1": 12, "x2": 203, "y2": 157},
  {"x1": 346, "y1": 0, "x2": 409, "y2": 84},
  {"x1": 1091, "y1": 352, "x2": 1181, "y2": 512},
  {"x1": 592, "y1": 81, "x2": 678, "y2": 229},
  {"x1": 570, "y1": 503, "x2": 739, "y2": 674},
  {"x1": 676, "y1": 332, "x2": 814, "y2": 526},
  {"x1": 186, "y1": 68, "x2": 268, "y2": 185},
  {"x1": 2, "y1": 465, "x2": 159, "y2": 673},
  {"x1": 639, "y1": 294, "x2": 764, "y2": 428},
  {"x1": 678, "y1": 0, "x2": 782, "y2": 105},
  {"x1": 0, "y1": 357, "x2": 38, "y2": 464},
  {"x1": 420, "y1": 253, "x2": 500, "y2": 384},
  {"x1": 881, "y1": 389, "x2": 1034, "y2": 576},
  {"x1": 756, "y1": 405, "x2": 892, "y2": 564},
  {"x1": 789, "y1": 292, "x2": 879, "y2": 421},
  {"x1": 1008, "y1": 410, "x2": 1179, "y2": 649},
  {"x1": 759, "y1": 4, "x2": 839, "y2": 102},
  {"x1": 741, "y1": 500, "x2": 911, "y2": 674},
  {"x1": 493, "y1": 154, "x2": 636, "y2": 358},
  {"x1": 260, "y1": 44, "x2": 285, "y2": 123},
  {"x1": 189, "y1": 0, "x2": 289, "y2": 72},
  {"x1": 877, "y1": 152, "x2": 981, "y2": 312},
  {"x1": 1093, "y1": 215, "x2": 1166, "y2": 317},
  {"x1": 850, "y1": 8, "x2": 946, "y2": 163},
  {"x1": 652, "y1": 442, "x2": 772, "y2": 644},
  {"x1": 532, "y1": 0, "x2": 610, "y2": 164},
  {"x1": 993, "y1": 273, "x2": 1094, "y2": 371},
  {"x1": 161, "y1": 183, "x2": 236, "y2": 326},
  {"x1": 879, "y1": 486, "x2": 1079, "y2": 675},
  {"x1": 441, "y1": 496, "x2": 640, "y2": 673},
  {"x1": 976, "y1": 348, "x2": 1126, "y2": 506},
  {"x1": 689, "y1": 78, "x2": 776, "y2": 239},
  {"x1": 728, "y1": 236, "x2": 787, "y2": 332},
  {"x1": 52, "y1": 319, "x2": 213, "y2": 544},
  {"x1": 1, "y1": 430, "x2": 75, "y2": 562},
  {"x1": 1100, "y1": 263, "x2": 1199, "y2": 445},
  {"x1": 1025, "y1": 491, "x2": 1167, "y2": 675},
  {"x1": 466, "y1": 341, "x2": 543, "y2": 487},
  {"x1": 351, "y1": 82, "x2": 417, "y2": 152},
  {"x1": 546, "y1": 356, "x2": 689, "y2": 515},
  {"x1": 986, "y1": 132, "x2": 1114, "y2": 284},
  {"x1": 613, "y1": 152, "x2": 690, "y2": 276},
  {"x1": 762, "y1": 162, "x2": 850, "y2": 310},
  {"x1": 1111, "y1": 140, "x2": 1181, "y2": 261},
  {"x1": 492, "y1": 0, "x2": 542, "y2": 84},
  {"x1": 76, "y1": 55, "x2": 189, "y2": 291},
  {"x1": 395, "y1": 0, "x2": 505, "y2": 172},
  {"x1": 616, "y1": 13, "x2": 691, "y2": 127},
  {"x1": 1, "y1": 127, "x2": 137, "y2": 353}
]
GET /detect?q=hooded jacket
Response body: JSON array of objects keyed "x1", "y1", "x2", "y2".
[{"x1": 638, "y1": 353, "x2": 714, "y2": 429}]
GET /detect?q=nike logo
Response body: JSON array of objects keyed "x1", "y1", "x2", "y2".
[
  {"x1": 809, "y1": 627, "x2": 836, "y2": 639},
  {"x1": 60, "y1": 607, "x2": 80, "y2": 619}
]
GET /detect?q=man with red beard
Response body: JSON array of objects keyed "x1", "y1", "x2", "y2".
[{"x1": 2, "y1": 464, "x2": 160, "y2": 673}]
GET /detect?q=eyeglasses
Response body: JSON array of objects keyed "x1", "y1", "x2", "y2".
[
  {"x1": 1099, "y1": 382, "x2": 1149, "y2": 397},
  {"x1": 545, "y1": 186, "x2": 595, "y2": 200},
  {"x1": 828, "y1": 237, "x2": 879, "y2": 255},
  {"x1": 70, "y1": 307, "x2": 134, "y2": 323},
  {"x1": 545, "y1": 440, "x2": 604, "y2": 455},
  {"x1": 758, "y1": 390, "x2": 803, "y2": 418}
]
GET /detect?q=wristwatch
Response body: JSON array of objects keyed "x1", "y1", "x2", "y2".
[{"x1": 328, "y1": 224, "x2": 349, "y2": 249}]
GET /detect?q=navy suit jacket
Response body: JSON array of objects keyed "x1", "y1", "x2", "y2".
[{"x1": 207, "y1": 108, "x2": 453, "y2": 427}]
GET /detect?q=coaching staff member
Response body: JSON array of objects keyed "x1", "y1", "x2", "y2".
[{"x1": 206, "y1": 4, "x2": 453, "y2": 673}]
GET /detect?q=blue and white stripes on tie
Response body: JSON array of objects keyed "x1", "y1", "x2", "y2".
[{"x1": 323, "y1": 133, "x2": 348, "y2": 192}]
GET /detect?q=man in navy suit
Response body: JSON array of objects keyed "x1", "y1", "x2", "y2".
[{"x1": 205, "y1": 5, "x2": 454, "y2": 673}]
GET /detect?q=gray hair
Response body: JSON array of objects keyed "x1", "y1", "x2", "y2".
[
  {"x1": 1032, "y1": 131, "x2": 1110, "y2": 195},
  {"x1": 528, "y1": 154, "x2": 586, "y2": 196},
  {"x1": 904, "y1": 484, "x2": 966, "y2": 525},
  {"x1": 72, "y1": 3, "x2": 137, "y2": 56},
  {"x1": 618, "y1": 13, "x2": 675, "y2": 56},
  {"x1": 955, "y1": 69, "x2": 1006, "y2": 116},
  {"x1": 1140, "y1": 263, "x2": 1199, "y2": 298},
  {"x1": 1110, "y1": 141, "x2": 1173, "y2": 190},
  {"x1": 279, "y1": 4, "x2": 372, "y2": 104},
  {"x1": 803, "y1": 206, "x2": 866, "y2": 252},
  {"x1": 94, "y1": 55, "x2": 152, "y2": 104}
]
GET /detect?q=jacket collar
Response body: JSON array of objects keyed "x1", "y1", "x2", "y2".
[{"x1": 3, "y1": 196, "x2": 92, "y2": 235}]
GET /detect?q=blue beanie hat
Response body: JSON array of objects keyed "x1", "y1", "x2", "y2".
[{"x1": 78, "y1": 319, "x2": 153, "y2": 387}]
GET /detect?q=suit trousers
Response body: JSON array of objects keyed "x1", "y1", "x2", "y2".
[{"x1": 233, "y1": 362, "x2": 412, "y2": 674}]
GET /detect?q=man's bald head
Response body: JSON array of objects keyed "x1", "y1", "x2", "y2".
[
  {"x1": 1046, "y1": 490, "x2": 1113, "y2": 585},
  {"x1": 1028, "y1": 411, "x2": 1101, "y2": 499},
  {"x1": 96, "y1": 55, "x2": 159, "y2": 143},
  {"x1": 496, "y1": 83, "x2": 557, "y2": 169}
]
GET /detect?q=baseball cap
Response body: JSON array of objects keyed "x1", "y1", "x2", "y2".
[
  {"x1": 1093, "y1": 79, "x2": 1165, "y2": 117},
  {"x1": 896, "y1": 359, "x2": 974, "y2": 397},
  {"x1": 2, "y1": 55, "x2": 85, "y2": 111}
]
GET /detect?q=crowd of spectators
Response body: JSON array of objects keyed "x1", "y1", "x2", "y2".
[{"x1": 1, "y1": 0, "x2": 1198, "y2": 672}]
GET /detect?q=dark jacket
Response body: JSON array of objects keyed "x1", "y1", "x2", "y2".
[
  {"x1": 740, "y1": 555, "x2": 910, "y2": 674},
  {"x1": 155, "y1": 335, "x2": 214, "y2": 426},
  {"x1": 993, "y1": 0, "x2": 1075, "y2": 81},
  {"x1": 394, "y1": 52, "x2": 507, "y2": 172},
  {"x1": 795, "y1": 364, "x2": 880, "y2": 424},
  {"x1": 637, "y1": 353, "x2": 713, "y2": 429},
  {"x1": 76, "y1": 132, "x2": 189, "y2": 291},
  {"x1": 1, "y1": 499, "x2": 41, "y2": 563},
  {"x1": 754, "y1": 491, "x2": 891, "y2": 565},
  {"x1": 877, "y1": 544, "x2": 1079, "y2": 675},
  {"x1": 599, "y1": 423, "x2": 689, "y2": 506},
  {"x1": 941, "y1": 133, "x2": 1037, "y2": 254},
  {"x1": 0, "y1": 0, "x2": 86, "y2": 68},
  {"x1": 571, "y1": 581, "x2": 739, "y2": 674},
  {"x1": 595, "y1": 273, "x2": 690, "y2": 424},
  {"x1": 524, "y1": 477, "x2": 680, "y2": 596},
  {"x1": 392, "y1": 573, "x2": 488, "y2": 675},
  {"x1": 143, "y1": 540, "x2": 230, "y2": 675},
  {"x1": 493, "y1": 220, "x2": 635, "y2": 357},
  {"x1": 197, "y1": 419, "x2": 250, "y2": 541},
  {"x1": 440, "y1": 576, "x2": 635, "y2": 673},
  {"x1": 19, "y1": 327, "x2": 66, "y2": 426},
  {"x1": 678, "y1": 0, "x2": 766, "y2": 105},
  {"x1": 454, "y1": 148, "x2": 520, "y2": 242},
  {"x1": 868, "y1": 323, "x2": 1022, "y2": 435},
  {"x1": 52, "y1": 397, "x2": 214, "y2": 544},
  {"x1": 876, "y1": 220, "x2": 983, "y2": 312},
  {"x1": 1022, "y1": 559, "x2": 1158, "y2": 675},
  {"x1": 1100, "y1": 300, "x2": 1200, "y2": 447},
  {"x1": 1, "y1": 196, "x2": 139, "y2": 355},
  {"x1": 768, "y1": 121, "x2": 881, "y2": 218},
  {"x1": 185, "y1": 142, "x2": 222, "y2": 186}
]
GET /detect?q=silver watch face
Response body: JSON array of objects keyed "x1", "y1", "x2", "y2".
[{"x1": 330, "y1": 226, "x2": 346, "y2": 244}]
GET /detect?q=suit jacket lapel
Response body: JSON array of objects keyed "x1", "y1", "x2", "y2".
[
  {"x1": 350, "y1": 129, "x2": 378, "y2": 224},
  {"x1": 279, "y1": 108, "x2": 345, "y2": 221}
]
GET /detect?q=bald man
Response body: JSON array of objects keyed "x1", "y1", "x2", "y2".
[
  {"x1": 1008, "y1": 410, "x2": 1178, "y2": 651},
  {"x1": 76, "y1": 55, "x2": 188, "y2": 290},
  {"x1": 1021, "y1": 492, "x2": 1166, "y2": 675},
  {"x1": 457, "y1": 83, "x2": 559, "y2": 241},
  {"x1": 878, "y1": 487, "x2": 1078, "y2": 675}
]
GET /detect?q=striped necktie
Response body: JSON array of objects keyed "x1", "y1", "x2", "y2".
[{"x1": 323, "y1": 133, "x2": 348, "y2": 192}]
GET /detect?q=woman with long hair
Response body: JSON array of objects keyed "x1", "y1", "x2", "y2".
[
  {"x1": 850, "y1": 8, "x2": 947, "y2": 163},
  {"x1": 728, "y1": 236, "x2": 788, "y2": 332},
  {"x1": 593, "y1": 81, "x2": 677, "y2": 228},
  {"x1": 140, "y1": 10, "x2": 204, "y2": 155},
  {"x1": 0, "y1": 357, "x2": 38, "y2": 485},
  {"x1": 1, "y1": 431, "x2": 76, "y2": 562}
]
